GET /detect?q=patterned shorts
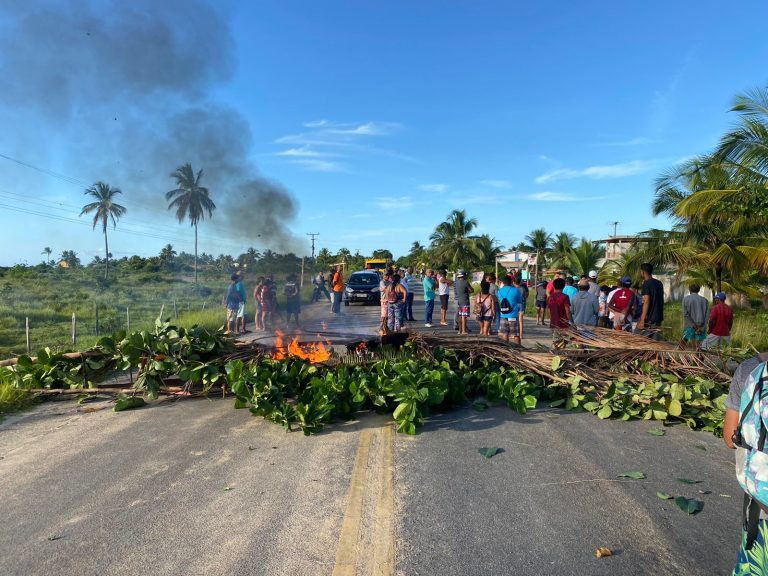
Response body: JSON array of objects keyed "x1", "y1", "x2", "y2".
[
  {"x1": 458, "y1": 305, "x2": 470, "y2": 317},
  {"x1": 500, "y1": 318, "x2": 519, "y2": 337}
]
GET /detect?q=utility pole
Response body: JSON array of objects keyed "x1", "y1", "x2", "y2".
[
  {"x1": 609, "y1": 221, "x2": 621, "y2": 236},
  {"x1": 307, "y1": 232, "x2": 319, "y2": 259}
]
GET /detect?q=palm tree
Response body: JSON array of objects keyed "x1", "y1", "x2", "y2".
[
  {"x1": 567, "y1": 238, "x2": 604, "y2": 277},
  {"x1": 80, "y1": 182, "x2": 127, "y2": 280},
  {"x1": 652, "y1": 155, "x2": 768, "y2": 292},
  {"x1": 159, "y1": 244, "x2": 177, "y2": 268},
  {"x1": 41, "y1": 247, "x2": 52, "y2": 266},
  {"x1": 59, "y1": 250, "x2": 81, "y2": 268},
  {"x1": 523, "y1": 228, "x2": 552, "y2": 264},
  {"x1": 166, "y1": 163, "x2": 216, "y2": 284},
  {"x1": 429, "y1": 209, "x2": 484, "y2": 270},
  {"x1": 549, "y1": 232, "x2": 576, "y2": 271},
  {"x1": 476, "y1": 234, "x2": 502, "y2": 267}
]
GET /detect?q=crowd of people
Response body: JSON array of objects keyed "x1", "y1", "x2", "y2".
[{"x1": 535, "y1": 262, "x2": 734, "y2": 349}]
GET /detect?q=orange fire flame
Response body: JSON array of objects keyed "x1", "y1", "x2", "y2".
[{"x1": 271, "y1": 330, "x2": 331, "y2": 363}]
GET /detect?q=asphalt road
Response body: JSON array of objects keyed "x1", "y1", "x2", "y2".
[{"x1": 0, "y1": 281, "x2": 745, "y2": 576}]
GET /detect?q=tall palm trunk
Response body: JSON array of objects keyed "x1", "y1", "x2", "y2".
[
  {"x1": 715, "y1": 262, "x2": 723, "y2": 293},
  {"x1": 103, "y1": 221, "x2": 109, "y2": 280},
  {"x1": 194, "y1": 221, "x2": 198, "y2": 284}
]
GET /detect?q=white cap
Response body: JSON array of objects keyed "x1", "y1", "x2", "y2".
[{"x1": 588, "y1": 270, "x2": 597, "y2": 278}]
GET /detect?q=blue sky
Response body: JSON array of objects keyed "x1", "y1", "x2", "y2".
[{"x1": 1, "y1": 0, "x2": 768, "y2": 265}]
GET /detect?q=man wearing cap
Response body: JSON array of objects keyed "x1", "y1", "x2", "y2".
[
  {"x1": 681, "y1": 283, "x2": 709, "y2": 350},
  {"x1": 454, "y1": 269, "x2": 474, "y2": 335},
  {"x1": 607, "y1": 276, "x2": 634, "y2": 331},
  {"x1": 571, "y1": 278, "x2": 599, "y2": 327},
  {"x1": 702, "y1": 292, "x2": 734, "y2": 350},
  {"x1": 637, "y1": 262, "x2": 664, "y2": 340},
  {"x1": 587, "y1": 270, "x2": 600, "y2": 297}
]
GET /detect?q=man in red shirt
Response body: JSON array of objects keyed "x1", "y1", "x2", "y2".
[
  {"x1": 548, "y1": 277, "x2": 571, "y2": 330},
  {"x1": 546, "y1": 271, "x2": 565, "y2": 297},
  {"x1": 702, "y1": 292, "x2": 734, "y2": 350},
  {"x1": 607, "y1": 276, "x2": 634, "y2": 331}
]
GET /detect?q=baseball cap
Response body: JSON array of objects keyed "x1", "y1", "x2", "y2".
[
  {"x1": 715, "y1": 292, "x2": 727, "y2": 301},
  {"x1": 456, "y1": 269, "x2": 466, "y2": 277},
  {"x1": 588, "y1": 270, "x2": 597, "y2": 279},
  {"x1": 620, "y1": 275, "x2": 632, "y2": 285}
]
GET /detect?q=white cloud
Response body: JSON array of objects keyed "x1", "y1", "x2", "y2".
[
  {"x1": 275, "y1": 145, "x2": 339, "y2": 158},
  {"x1": 289, "y1": 159, "x2": 343, "y2": 172},
  {"x1": 526, "y1": 191, "x2": 606, "y2": 202},
  {"x1": 479, "y1": 179, "x2": 512, "y2": 189},
  {"x1": 376, "y1": 196, "x2": 413, "y2": 209},
  {"x1": 303, "y1": 119, "x2": 329, "y2": 128},
  {"x1": 535, "y1": 160, "x2": 650, "y2": 184},
  {"x1": 418, "y1": 183, "x2": 448, "y2": 193}
]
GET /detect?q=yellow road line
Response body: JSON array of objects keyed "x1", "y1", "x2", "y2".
[
  {"x1": 332, "y1": 428, "x2": 373, "y2": 576},
  {"x1": 332, "y1": 424, "x2": 395, "y2": 576},
  {"x1": 373, "y1": 424, "x2": 395, "y2": 576}
]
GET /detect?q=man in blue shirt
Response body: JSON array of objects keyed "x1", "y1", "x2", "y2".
[
  {"x1": 422, "y1": 268, "x2": 437, "y2": 327},
  {"x1": 235, "y1": 271, "x2": 248, "y2": 334},
  {"x1": 497, "y1": 275, "x2": 522, "y2": 345},
  {"x1": 562, "y1": 276, "x2": 578, "y2": 302}
]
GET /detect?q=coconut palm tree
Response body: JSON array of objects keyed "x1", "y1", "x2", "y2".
[
  {"x1": 523, "y1": 228, "x2": 552, "y2": 263},
  {"x1": 429, "y1": 209, "x2": 484, "y2": 270},
  {"x1": 80, "y1": 182, "x2": 127, "y2": 280},
  {"x1": 567, "y1": 238, "x2": 604, "y2": 278},
  {"x1": 652, "y1": 155, "x2": 768, "y2": 292},
  {"x1": 41, "y1": 247, "x2": 52, "y2": 266},
  {"x1": 549, "y1": 232, "x2": 576, "y2": 271},
  {"x1": 166, "y1": 163, "x2": 216, "y2": 284},
  {"x1": 159, "y1": 244, "x2": 177, "y2": 269}
]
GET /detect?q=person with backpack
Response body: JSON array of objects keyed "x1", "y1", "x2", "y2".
[
  {"x1": 283, "y1": 274, "x2": 301, "y2": 327},
  {"x1": 607, "y1": 276, "x2": 634, "y2": 331},
  {"x1": 723, "y1": 352, "x2": 768, "y2": 572},
  {"x1": 497, "y1": 275, "x2": 522, "y2": 345}
]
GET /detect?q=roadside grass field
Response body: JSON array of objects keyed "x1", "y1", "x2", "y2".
[{"x1": 0, "y1": 265, "x2": 318, "y2": 359}]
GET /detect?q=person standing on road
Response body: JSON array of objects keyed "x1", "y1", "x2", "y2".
[
  {"x1": 253, "y1": 277, "x2": 265, "y2": 331},
  {"x1": 547, "y1": 277, "x2": 571, "y2": 333},
  {"x1": 487, "y1": 273, "x2": 500, "y2": 334},
  {"x1": 475, "y1": 281, "x2": 495, "y2": 336},
  {"x1": 563, "y1": 276, "x2": 578, "y2": 302},
  {"x1": 587, "y1": 270, "x2": 600, "y2": 297},
  {"x1": 379, "y1": 271, "x2": 392, "y2": 334},
  {"x1": 497, "y1": 275, "x2": 522, "y2": 345},
  {"x1": 723, "y1": 352, "x2": 768, "y2": 574},
  {"x1": 400, "y1": 271, "x2": 411, "y2": 327},
  {"x1": 438, "y1": 269, "x2": 452, "y2": 326},
  {"x1": 331, "y1": 265, "x2": 344, "y2": 314},
  {"x1": 535, "y1": 280, "x2": 548, "y2": 325},
  {"x1": 312, "y1": 271, "x2": 331, "y2": 303},
  {"x1": 607, "y1": 276, "x2": 634, "y2": 331},
  {"x1": 703, "y1": 292, "x2": 734, "y2": 350},
  {"x1": 637, "y1": 262, "x2": 664, "y2": 339},
  {"x1": 384, "y1": 273, "x2": 407, "y2": 332},
  {"x1": 571, "y1": 278, "x2": 599, "y2": 327},
  {"x1": 405, "y1": 266, "x2": 416, "y2": 322},
  {"x1": 235, "y1": 271, "x2": 248, "y2": 335},
  {"x1": 283, "y1": 274, "x2": 301, "y2": 327},
  {"x1": 224, "y1": 273, "x2": 242, "y2": 335},
  {"x1": 423, "y1": 269, "x2": 437, "y2": 327},
  {"x1": 681, "y1": 283, "x2": 709, "y2": 349},
  {"x1": 454, "y1": 269, "x2": 473, "y2": 335}
]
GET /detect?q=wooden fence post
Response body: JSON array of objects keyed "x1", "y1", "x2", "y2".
[
  {"x1": 202, "y1": 300, "x2": 207, "y2": 311},
  {"x1": 71, "y1": 312, "x2": 76, "y2": 346},
  {"x1": 25, "y1": 317, "x2": 30, "y2": 354}
]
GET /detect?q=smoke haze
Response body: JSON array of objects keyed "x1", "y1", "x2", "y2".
[{"x1": 0, "y1": 0, "x2": 302, "y2": 253}]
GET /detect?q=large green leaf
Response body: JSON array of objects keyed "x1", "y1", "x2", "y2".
[
  {"x1": 617, "y1": 471, "x2": 646, "y2": 480},
  {"x1": 478, "y1": 447, "x2": 502, "y2": 458},
  {"x1": 674, "y1": 496, "x2": 703, "y2": 514}
]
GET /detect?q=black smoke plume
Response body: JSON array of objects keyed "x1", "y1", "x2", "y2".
[{"x1": 0, "y1": 0, "x2": 301, "y2": 253}]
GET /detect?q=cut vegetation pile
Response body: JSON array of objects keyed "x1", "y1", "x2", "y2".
[{"x1": 0, "y1": 321, "x2": 733, "y2": 435}]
